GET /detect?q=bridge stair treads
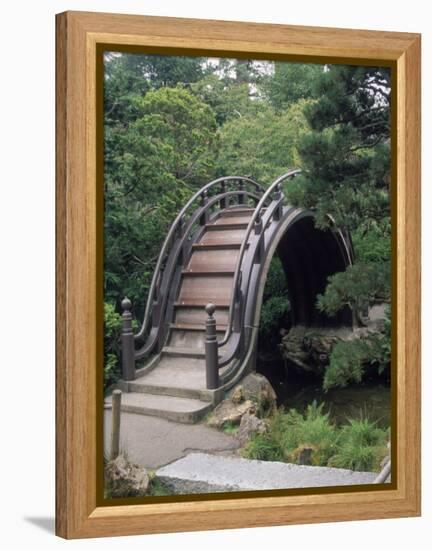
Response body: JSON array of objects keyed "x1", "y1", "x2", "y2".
[
  {"x1": 177, "y1": 275, "x2": 234, "y2": 305},
  {"x1": 206, "y1": 220, "x2": 249, "y2": 230},
  {"x1": 173, "y1": 304, "x2": 230, "y2": 326},
  {"x1": 110, "y1": 205, "x2": 255, "y2": 423},
  {"x1": 105, "y1": 391, "x2": 213, "y2": 424},
  {"x1": 162, "y1": 206, "x2": 250, "y2": 357},
  {"x1": 199, "y1": 228, "x2": 247, "y2": 246},
  {"x1": 186, "y1": 248, "x2": 238, "y2": 272},
  {"x1": 168, "y1": 326, "x2": 225, "y2": 350},
  {"x1": 128, "y1": 357, "x2": 213, "y2": 396},
  {"x1": 107, "y1": 353, "x2": 231, "y2": 422},
  {"x1": 217, "y1": 206, "x2": 265, "y2": 218}
]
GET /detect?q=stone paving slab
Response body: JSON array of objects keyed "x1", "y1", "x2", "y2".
[{"x1": 155, "y1": 452, "x2": 380, "y2": 494}]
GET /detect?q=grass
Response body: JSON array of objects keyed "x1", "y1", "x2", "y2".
[
  {"x1": 147, "y1": 473, "x2": 172, "y2": 496},
  {"x1": 328, "y1": 417, "x2": 389, "y2": 471},
  {"x1": 222, "y1": 421, "x2": 239, "y2": 435},
  {"x1": 242, "y1": 401, "x2": 389, "y2": 472}
]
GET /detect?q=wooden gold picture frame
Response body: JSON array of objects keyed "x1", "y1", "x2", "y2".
[{"x1": 56, "y1": 11, "x2": 421, "y2": 539}]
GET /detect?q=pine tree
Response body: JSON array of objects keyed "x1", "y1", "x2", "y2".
[{"x1": 286, "y1": 65, "x2": 392, "y2": 387}]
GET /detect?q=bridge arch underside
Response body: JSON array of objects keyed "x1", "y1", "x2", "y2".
[{"x1": 274, "y1": 215, "x2": 352, "y2": 329}]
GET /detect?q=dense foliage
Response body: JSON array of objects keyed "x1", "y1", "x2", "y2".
[
  {"x1": 287, "y1": 65, "x2": 392, "y2": 386},
  {"x1": 243, "y1": 401, "x2": 389, "y2": 472},
  {"x1": 258, "y1": 257, "x2": 291, "y2": 348},
  {"x1": 103, "y1": 54, "x2": 391, "y2": 391},
  {"x1": 323, "y1": 308, "x2": 391, "y2": 390}
]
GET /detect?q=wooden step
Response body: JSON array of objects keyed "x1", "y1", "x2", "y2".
[
  {"x1": 191, "y1": 242, "x2": 243, "y2": 250},
  {"x1": 168, "y1": 328, "x2": 225, "y2": 351},
  {"x1": 174, "y1": 299, "x2": 231, "y2": 308},
  {"x1": 219, "y1": 208, "x2": 256, "y2": 218},
  {"x1": 162, "y1": 346, "x2": 206, "y2": 359},
  {"x1": 187, "y1": 247, "x2": 239, "y2": 271},
  {"x1": 213, "y1": 216, "x2": 252, "y2": 225},
  {"x1": 174, "y1": 305, "x2": 229, "y2": 326},
  {"x1": 181, "y1": 269, "x2": 235, "y2": 276},
  {"x1": 162, "y1": 346, "x2": 224, "y2": 361},
  {"x1": 200, "y1": 228, "x2": 246, "y2": 245},
  {"x1": 170, "y1": 322, "x2": 227, "y2": 332},
  {"x1": 205, "y1": 221, "x2": 248, "y2": 230},
  {"x1": 177, "y1": 274, "x2": 233, "y2": 304}
]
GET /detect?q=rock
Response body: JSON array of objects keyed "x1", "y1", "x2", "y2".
[
  {"x1": 231, "y1": 386, "x2": 244, "y2": 405},
  {"x1": 105, "y1": 454, "x2": 149, "y2": 498},
  {"x1": 207, "y1": 374, "x2": 277, "y2": 429},
  {"x1": 279, "y1": 309, "x2": 388, "y2": 376},
  {"x1": 280, "y1": 326, "x2": 344, "y2": 374},
  {"x1": 237, "y1": 373, "x2": 277, "y2": 416},
  {"x1": 237, "y1": 412, "x2": 267, "y2": 445},
  {"x1": 207, "y1": 399, "x2": 256, "y2": 429},
  {"x1": 291, "y1": 445, "x2": 315, "y2": 465}
]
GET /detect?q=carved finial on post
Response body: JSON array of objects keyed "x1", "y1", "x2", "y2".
[
  {"x1": 254, "y1": 214, "x2": 263, "y2": 234},
  {"x1": 204, "y1": 303, "x2": 219, "y2": 389},
  {"x1": 121, "y1": 297, "x2": 135, "y2": 381}
]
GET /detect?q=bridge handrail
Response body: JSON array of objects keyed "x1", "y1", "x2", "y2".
[
  {"x1": 134, "y1": 175, "x2": 264, "y2": 342},
  {"x1": 218, "y1": 169, "x2": 301, "y2": 348}
]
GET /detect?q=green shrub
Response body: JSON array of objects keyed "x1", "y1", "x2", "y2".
[
  {"x1": 329, "y1": 418, "x2": 388, "y2": 471},
  {"x1": 258, "y1": 257, "x2": 291, "y2": 347},
  {"x1": 147, "y1": 475, "x2": 172, "y2": 496},
  {"x1": 323, "y1": 307, "x2": 391, "y2": 390},
  {"x1": 260, "y1": 296, "x2": 291, "y2": 339},
  {"x1": 277, "y1": 401, "x2": 338, "y2": 466},
  {"x1": 243, "y1": 402, "x2": 388, "y2": 472},
  {"x1": 316, "y1": 262, "x2": 390, "y2": 318},
  {"x1": 104, "y1": 301, "x2": 123, "y2": 390},
  {"x1": 222, "y1": 421, "x2": 239, "y2": 436},
  {"x1": 243, "y1": 401, "x2": 338, "y2": 466},
  {"x1": 242, "y1": 431, "x2": 284, "y2": 461}
]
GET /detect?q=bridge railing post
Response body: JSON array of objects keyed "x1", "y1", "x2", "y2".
[
  {"x1": 200, "y1": 190, "x2": 209, "y2": 225},
  {"x1": 121, "y1": 297, "x2": 136, "y2": 381},
  {"x1": 238, "y1": 180, "x2": 245, "y2": 205},
  {"x1": 273, "y1": 183, "x2": 283, "y2": 221},
  {"x1": 233, "y1": 272, "x2": 243, "y2": 333},
  {"x1": 220, "y1": 181, "x2": 229, "y2": 210},
  {"x1": 254, "y1": 215, "x2": 264, "y2": 263},
  {"x1": 204, "y1": 303, "x2": 219, "y2": 389},
  {"x1": 110, "y1": 389, "x2": 122, "y2": 460}
]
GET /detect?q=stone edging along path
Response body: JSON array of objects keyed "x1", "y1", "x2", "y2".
[{"x1": 155, "y1": 452, "x2": 380, "y2": 494}]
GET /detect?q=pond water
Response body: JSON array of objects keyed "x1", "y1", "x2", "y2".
[{"x1": 257, "y1": 358, "x2": 391, "y2": 428}]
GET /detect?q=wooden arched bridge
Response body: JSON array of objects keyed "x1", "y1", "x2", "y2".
[{"x1": 114, "y1": 170, "x2": 354, "y2": 423}]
